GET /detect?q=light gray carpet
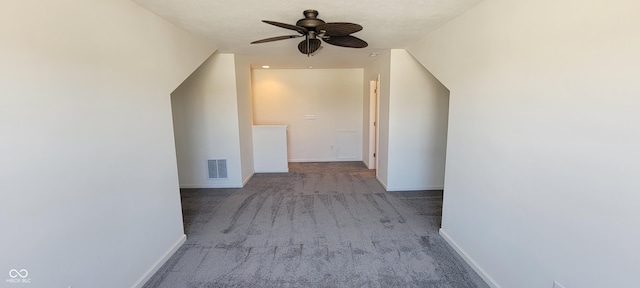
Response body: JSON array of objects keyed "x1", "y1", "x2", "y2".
[{"x1": 144, "y1": 162, "x2": 488, "y2": 288}]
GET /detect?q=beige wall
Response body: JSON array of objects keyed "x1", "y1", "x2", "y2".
[
  {"x1": 252, "y1": 69, "x2": 364, "y2": 162},
  {"x1": 386, "y1": 49, "x2": 449, "y2": 191},
  {"x1": 172, "y1": 53, "x2": 245, "y2": 188},
  {"x1": 363, "y1": 54, "x2": 392, "y2": 184},
  {"x1": 407, "y1": 0, "x2": 640, "y2": 287},
  {"x1": 363, "y1": 50, "x2": 449, "y2": 191},
  {"x1": 0, "y1": 0, "x2": 215, "y2": 287},
  {"x1": 235, "y1": 55, "x2": 255, "y2": 184}
]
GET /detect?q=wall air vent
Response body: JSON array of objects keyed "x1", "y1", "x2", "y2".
[{"x1": 207, "y1": 159, "x2": 228, "y2": 179}]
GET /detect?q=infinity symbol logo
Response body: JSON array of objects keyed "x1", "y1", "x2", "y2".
[{"x1": 9, "y1": 269, "x2": 28, "y2": 279}]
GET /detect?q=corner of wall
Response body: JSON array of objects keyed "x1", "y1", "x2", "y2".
[
  {"x1": 376, "y1": 175, "x2": 388, "y2": 191},
  {"x1": 172, "y1": 53, "x2": 244, "y2": 188},
  {"x1": 132, "y1": 234, "x2": 186, "y2": 288},
  {"x1": 242, "y1": 171, "x2": 255, "y2": 187},
  {"x1": 439, "y1": 229, "x2": 499, "y2": 288},
  {"x1": 234, "y1": 54, "x2": 256, "y2": 183}
]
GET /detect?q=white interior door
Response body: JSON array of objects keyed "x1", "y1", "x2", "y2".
[
  {"x1": 368, "y1": 77, "x2": 379, "y2": 169},
  {"x1": 375, "y1": 75, "x2": 380, "y2": 171}
]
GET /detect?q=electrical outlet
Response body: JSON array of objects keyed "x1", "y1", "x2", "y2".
[{"x1": 553, "y1": 281, "x2": 566, "y2": 288}]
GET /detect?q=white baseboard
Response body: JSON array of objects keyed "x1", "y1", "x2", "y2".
[
  {"x1": 288, "y1": 158, "x2": 362, "y2": 162},
  {"x1": 242, "y1": 171, "x2": 255, "y2": 186},
  {"x1": 179, "y1": 183, "x2": 243, "y2": 189},
  {"x1": 386, "y1": 185, "x2": 444, "y2": 191},
  {"x1": 132, "y1": 234, "x2": 186, "y2": 288},
  {"x1": 439, "y1": 229, "x2": 500, "y2": 288},
  {"x1": 254, "y1": 169, "x2": 289, "y2": 173},
  {"x1": 376, "y1": 175, "x2": 388, "y2": 190}
]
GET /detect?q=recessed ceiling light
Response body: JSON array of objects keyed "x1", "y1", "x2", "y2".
[
  {"x1": 369, "y1": 52, "x2": 379, "y2": 57},
  {"x1": 262, "y1": 65, "x2": 270, "y2": 69},
  {"x1": 308, "y1": 66, "x2": 313, "y2": 69}
]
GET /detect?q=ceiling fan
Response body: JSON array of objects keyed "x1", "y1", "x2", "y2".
[{"x1": 251, "y1": 10, "x2": 368, "y2": 56}]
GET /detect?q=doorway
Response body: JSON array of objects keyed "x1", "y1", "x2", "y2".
[{"x1": 367, "y1": 75, "x2": 380, "y2": 170}]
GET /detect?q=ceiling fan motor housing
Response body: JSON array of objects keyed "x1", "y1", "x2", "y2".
[{"x1": 296, "y1": 10, "x2": 325, "y2": 31}]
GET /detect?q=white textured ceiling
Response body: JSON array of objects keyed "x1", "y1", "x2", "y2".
[{"x1": 133, "y1": 0, "x2": 483, "y2": 69}]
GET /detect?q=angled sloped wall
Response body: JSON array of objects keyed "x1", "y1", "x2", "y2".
[
  {"x1": 386, "y1": 49, "x2": 449, "y2": 191},
  {"x1": 171, "y1": 53, "x2": 249, "y2": 188},
  {"x1": 0, "y1": 0, "x2": 216, "y2": 287},
  {"x1": 364, "y1": 50, "x2": 449, "y2": 191},
  {"x1": 407, "y1": 0, "x2": 640, "y2": 287}
]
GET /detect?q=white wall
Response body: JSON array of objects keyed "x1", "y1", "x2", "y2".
[
  {"x1": 252, "y1": 125, "x2": 289, "y2": 173},
  {"x1": 252, "y1": 69, "x2": 364, "y2": 162},
  {"x1": 386, "y1": 49, "x2": 449, "y2": 191},
  {"x1": 364, "y1": 80, "x2": 377, "y2": 169},
  {"x1": 363, "y1": 50, "x2": 449, "y2": 191},
  {"x1": 172, "y1": 53, "x2": 246, "y2": 188},
  {"x1": 363, "y1": 53, "x2": 391, "y2": 185},
  {"x1": 235, "y1": 55, "x2": 255, "y2": 184},
  {"x1": 406, "y1": 0, "x2": 640, "y2": 287},
  {"x1": 0, "y1": 0, "x2": 215, "y2": 287}
]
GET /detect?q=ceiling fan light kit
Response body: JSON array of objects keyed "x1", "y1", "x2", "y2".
[{"x1": 251, "y1": 9, "x2": 368, "y2": 56}]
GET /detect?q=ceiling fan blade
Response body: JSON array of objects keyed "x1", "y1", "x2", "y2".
[
  {"x1": 251, "y1": 35, "x2": 302, "y2": 44},
  {"x1": 263, "y1": 20, "x2": 308, "y2": 34},
  {"x1": 322, "y1": 35, "x2": 368, "y2": 48},
  {"x1": 298, "y1": 39, "x2": 321, "y2": 54},
  {"x1": 311, "y1": 45, "x2": 324, "y2": 56},
  {"x1": 317, "y1": 22, "x2": 363, "y2": 36}
]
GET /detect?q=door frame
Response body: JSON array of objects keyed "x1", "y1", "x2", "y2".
[{"x1": 367, "y1": 75, "x2": 380, "y2": 170}]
